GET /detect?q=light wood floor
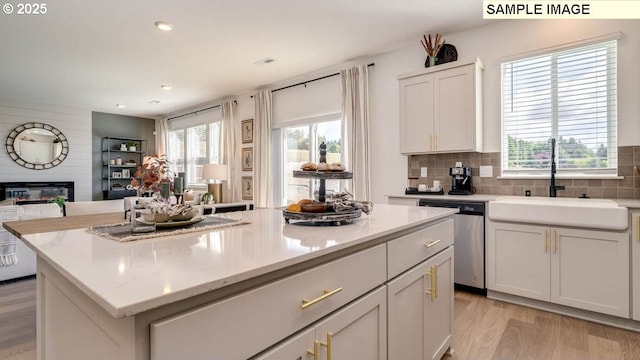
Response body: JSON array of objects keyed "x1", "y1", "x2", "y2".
[
  {"x1": 1, "y1": 279, "x2": 639, "y2": 360},
  {"x1": 0, "y1": 279, "x2": 36, "y2": 360},
  {"x1": 452, "y1": 291, "x2": 640, "y2": 360}
]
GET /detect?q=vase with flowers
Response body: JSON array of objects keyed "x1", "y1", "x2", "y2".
[
  {"x1": 130, "y1": 154, "x2": 175, "y2": 196},
  {"x1": 421, "y1": 33, "x2": 445, "y2": 67}
]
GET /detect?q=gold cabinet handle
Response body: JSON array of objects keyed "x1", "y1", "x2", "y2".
[
  {"x1": 435, "y1": 135, "x2": 438, "y2": 150},
  {"x1": 307, "y1": 340, "x2": 320, "y2": 360},
  {"x1": 320, "y1": 332, "x2": 333, "y2": 360},
  {"x1": 301, "y1": 287, "x2": 342, "y2": 310},
  {"x1": 434, "y1": 264, "x2": 439, "y2": 300},
  {"x1": 544, "y1": 229, "x2": 548, "y2": 252},
  {"x1": 553, "y1": 230, "x2": 558, "y2": 253},
  {"x1": 637, "y1": 216, "x2": 639, "y2": 242},
  {"x1": 424, "y1": 266, "x2": 436, "y2": 302},
  {"x1": 429, "y1": 134, "x2": 433, "y2": 151},
  {"x1": 424, "y1": 239, "x2": 441, "y2": 248}
]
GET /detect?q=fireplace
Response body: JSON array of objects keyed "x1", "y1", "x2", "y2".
[{"x1": 0, "y1": 182, "x2": 74, "y2": 204}]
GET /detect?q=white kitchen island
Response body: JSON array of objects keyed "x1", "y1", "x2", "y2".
[{"x1": 9, "y1": 205, "x2": 457, "y2": 360}]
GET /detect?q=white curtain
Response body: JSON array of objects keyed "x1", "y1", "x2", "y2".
[
  {"x1": 155, "y1": 118, "x2": 169, "y2": 155},
  {"x1": 254, "y1": 90, "x2": 273, "y2": 208},
  {"x1": 221, "y1": 100, "x2": 238, "y2": 202},
  {"x1": 341, "y1": 65, "x2": 371, "y2": 201}
]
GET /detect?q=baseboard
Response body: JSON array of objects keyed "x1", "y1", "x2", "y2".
[
  {"x1": 0, "y1": 274, "x2": 36, "y2": 285},
  {"x1": 487, "y1": 290, "x2": 640, "y2": 332}
]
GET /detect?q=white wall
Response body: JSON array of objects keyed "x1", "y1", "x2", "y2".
[{"x1": 0, "y1": 98, "x2": 92, "y2": 201}]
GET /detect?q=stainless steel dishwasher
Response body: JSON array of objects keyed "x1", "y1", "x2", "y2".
[{"x1": 419, "y1": 199, "x2": 486, "y2": 295}]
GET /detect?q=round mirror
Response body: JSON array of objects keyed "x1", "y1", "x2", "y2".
[{"x1": 5, "y1": 122, "x2": 69, "y2": 170}]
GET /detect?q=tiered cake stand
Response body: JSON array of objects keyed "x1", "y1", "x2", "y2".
[{"x1": 282, "y1": 170, "x2": 361, "y2": 225}]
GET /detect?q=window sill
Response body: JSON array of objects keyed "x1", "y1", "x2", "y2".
[{"x1": 498, "y1": 175, "x2": 623, "y2": 180}]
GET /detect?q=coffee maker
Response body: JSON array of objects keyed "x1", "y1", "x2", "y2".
[{"x1": 448, "y1": 164, "x2": 473, "y2": 195}]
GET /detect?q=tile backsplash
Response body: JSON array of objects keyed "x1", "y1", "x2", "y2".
[{"x1": 408, "y1": 146, "x2": 640, "y2": 199}]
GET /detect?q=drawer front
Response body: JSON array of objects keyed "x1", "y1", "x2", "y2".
[
  {"x1": 150, "y1": 244, "x2": 386, "y2": 360},
  {"x1": 387, "y1": 218, "x2": 453, "y2": 279}
]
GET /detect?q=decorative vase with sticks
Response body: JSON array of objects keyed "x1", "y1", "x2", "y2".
[{"x1": 421, "y1": 33, "x2": 445, "y2": 67}]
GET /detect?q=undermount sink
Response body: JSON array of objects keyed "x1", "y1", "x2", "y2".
[{"x1": 488, "y1": 197, "x2": 628, "y2": 230}]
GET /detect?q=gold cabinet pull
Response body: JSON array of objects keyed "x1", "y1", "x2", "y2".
[
  {"x1": 320, "y1": 332, "x2": 333, "y2": 360},
  {"x1": 435, "y1": 135, "x2": 439, "y2": 150},
  {"x1": 429, "y1": 134, "x2": 433, "y2": 151},
  {"x1": 637, "y1": 216, "x2": 639, "y2": 242},
  {"x1": 544, "y1": 229, "x2": 548, "y2": 252},
  {"x1": 434, "y1": 265, "x2": 439, "y2": 300},
  {"x1": 301, "y1": 287, "x2": 343, "y2": 310},
  {"x1": 424, "y1": 266, "x2": 436, "y2": 302},
  {"x1": 307, "y1": 340, "x2": 320, "y2": 360},
  {"x1": 424, "y1": 239, "x2": 441, "y2": 248},
  {"x1": 553, "y1": 230, "x2": 558, "y2": 253}
]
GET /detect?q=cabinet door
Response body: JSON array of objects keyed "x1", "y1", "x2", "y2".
[
  {"x1": 252, "y1": 327, "x2": 315, "y2": 360},
  {"x1": 551, "y1": 227, "x2": 629, "y2": 318},
  {"x1": 424, "y1": 247, "x2": 454, "y2": 360},
  {"x1": 315, "y1": 286, "x2": 387, "y2": 360},
  {"x1": 399, "y1": 74, "x2": 434, "y2": 154},
  {"x1": 433, "y1": 64, "x2": 475, "y2": 152},
  {"x1": 633, "y1": 211, "x2": 640, "y2": 321},
  {"x1": 487, "y1": 222, "x2": 550, "y2": 301},
  {"x1": 387, "y1": 256, "x2": 430, "y2": 359},
  {"x1": 387, "y1": 246, "x2": 453, "y2": 360}
]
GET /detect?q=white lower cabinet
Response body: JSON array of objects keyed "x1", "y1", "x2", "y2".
[
  {"x1": 487, "y1": 221, "x2": 629, "y2": 318},
  {"x1": 388, "y1": 246, "x2": 453, "y2": 360},
  {"x1": 632, "y1": 211, "x2": 640, "y2": 321},
  {"x1": 254, "y1": 286, "x2": 387, "y2": 360}
]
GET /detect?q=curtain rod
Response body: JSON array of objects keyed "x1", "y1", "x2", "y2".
[
  {"x1": 167, "y1": 100, "x2": 237, "y2": 121},
  {"x1": 251, "y1": 63, "x2": 375, "y2": 98}
]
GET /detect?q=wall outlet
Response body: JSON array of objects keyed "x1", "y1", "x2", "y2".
[
  {"x1": 420, "y1": 167, "x2": 428, "y2": 177},
  {"x1": 479, "y1": 165, "x2": 493, "y2": 177}
]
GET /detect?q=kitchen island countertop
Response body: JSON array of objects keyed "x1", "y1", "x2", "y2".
[{"x1": 9, "y1": 204, "x2": 457, "y2": 318}]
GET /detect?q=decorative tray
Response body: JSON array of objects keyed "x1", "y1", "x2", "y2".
[
  {"x1": 149, "y1": 216, "x2": 205, "y2": 228},
  {"x1": 282, "y1": 209, "x2": 361, "y2": 226},
  {"x1": 292, "y1": 170, "x2": 353, "y2": 179}
]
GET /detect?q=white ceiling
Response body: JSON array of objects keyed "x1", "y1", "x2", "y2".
[{"x1": 0, "y1": 0, "x2": 488, "y2": 118}]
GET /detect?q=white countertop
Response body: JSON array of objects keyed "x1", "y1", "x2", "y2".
[
  {"x1": 20, "y1": 204, "x2": 457, "y2": 318},
  {"x1": 387, "y1": 193, "x2": 640, "y2": 208}
]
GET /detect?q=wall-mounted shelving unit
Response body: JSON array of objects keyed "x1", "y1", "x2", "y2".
[{"x1": 101, "y1": 137, "x2": 147, "y2": 200}]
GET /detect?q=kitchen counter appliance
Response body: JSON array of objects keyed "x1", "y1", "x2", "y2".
[
  {"x1": 448, "y1": 165, "x2": 473, "y2": 195},
  {"x1": 419, "y1": 199, "x2": 486, "y2": 294}
]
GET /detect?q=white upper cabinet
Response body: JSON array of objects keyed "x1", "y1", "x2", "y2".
[{"x1": 398, "y1": 59, "x2": 483, "y2": 154}]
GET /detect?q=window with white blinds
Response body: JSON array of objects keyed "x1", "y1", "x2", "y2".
[{"x1": 501, "y1": 40, "x2": 617, "y2": 176}]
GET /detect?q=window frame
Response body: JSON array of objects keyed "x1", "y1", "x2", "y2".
[
  {"x1": 272, "y1": 113, "x2": 343, "y2": 207},
  {"x1": 168, "y1": 120, "x2": 221, "y2": 188},
  {"x1": 499, "y1": 35, "x2": 619, "y2": 179}
]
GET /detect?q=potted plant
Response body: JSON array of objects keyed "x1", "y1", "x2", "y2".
[{"x1": 126, "y1": 141, "x2": 137, "y2": 152}]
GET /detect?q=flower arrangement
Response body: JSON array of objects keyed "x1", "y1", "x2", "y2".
[
  {"x1": 130, "y1": 154, "x2": 175, "y2": 194},
  {"x1": 421, "y1": 33, "x2": 445, "y2": 58}
]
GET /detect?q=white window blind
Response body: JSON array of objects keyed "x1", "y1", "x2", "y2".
[{"x1": 501, "y1": 40, "x2": 617, "y2": 176}]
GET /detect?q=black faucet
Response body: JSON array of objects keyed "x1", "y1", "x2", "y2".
[{"x1": 549, "y1": 138, "x2": 565, "y2": 197}]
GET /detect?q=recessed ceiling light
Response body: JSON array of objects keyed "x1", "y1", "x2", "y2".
[
  {"x1": 116, "y1": 104, "x2": 126, "y2": 108},
  {"x1": 160, "y1": 85, "x2": 172, "y2": 90},
  {"x1": 149, "y1": 100, "x2": 160, "y2": 104},
  {"x1": 154, "y1": 21, "x2": 173, "y2": 31},
  {"x1": 253, "y1": 57, "x2": 275, "y2": 65}
]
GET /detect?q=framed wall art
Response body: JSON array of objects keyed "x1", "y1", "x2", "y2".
[
  {"x1": 242, "y1": 147, "x2": 253, "y2": 171},
  {"x1": 112, "y1": 171, "x2": 122, "y2": 178},
  {"x1": 121, "y1": 169, "x2": 131, "y2": 178},
  {"x1": 241, "y1": 119, "x2": 254, "y2": 144},
  {"x1": 242, "y1": 176, "x2": 253, "y2": 200}
]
